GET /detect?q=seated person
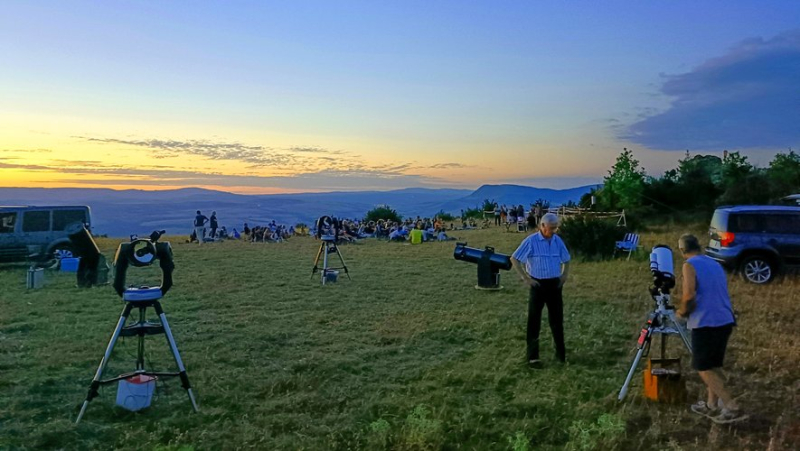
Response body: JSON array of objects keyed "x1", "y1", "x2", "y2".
[
  {"x1": 388, "y1": 227, "x2": 408, "y2": 242},
  {"x1": 409, "y1": 224, "x2": 424, "y2": 245},
  {"x1": 437, "y1": 229, "x2": 456, "y2": 241}
]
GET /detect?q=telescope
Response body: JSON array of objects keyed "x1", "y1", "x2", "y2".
[
  {"x1": 112, "y1": 230, "x2": 174, "y2": 298},
  {"x1": 66, "y1": 223, "x2": 109, "y2": 288},
  {"x1": 649, "y1": 244, "x2": 675, "y2": 298},
  {"x1": 453, "y1": 242, "x2": 512, "y2": 290}
]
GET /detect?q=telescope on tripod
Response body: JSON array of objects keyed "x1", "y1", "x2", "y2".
[
  {"x1": 75, "y1": 231, "x2": 199, "y2": 423},
  {"x1": 310, "y1": 216, "x2": 351, "y2": 285},
  {"x1": 618, "y1": 245, "x2": 692, "y2": 401}
]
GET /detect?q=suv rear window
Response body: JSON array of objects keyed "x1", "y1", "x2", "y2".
[
  {"x1": 22, "y1": 211, "x2": 51, "y2": 232},
  {"x1": 728, "y1": 214, "x2": 761, "y2": 233},
  {"x1": 53, "y1": 209, "x2": 87, "y2": 231},
  {"x1": 710, "y1": 210, "x2": 728, "y2": 231}
]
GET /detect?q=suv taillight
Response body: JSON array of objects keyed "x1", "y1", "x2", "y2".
[{"x1": 719, "y1": 231, "x2": 735, "y2": 247}]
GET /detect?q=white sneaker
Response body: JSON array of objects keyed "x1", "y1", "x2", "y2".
[{"x1": 712, "y1": 408, "x2": 749, "y2": 424}]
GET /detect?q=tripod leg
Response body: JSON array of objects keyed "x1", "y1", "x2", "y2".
[
  {"x1": 666, "y1": 311, "x2": 693, "y2": 353},
  {"x1": 618, "y1": 322, "x2": 653, "y2": 401},
  {"x1": 136, "y1": 306, "x2": 146, "y2": 371},
  {"x1": 76, "y1": 302, "x2": 134, "y2": 424},
  {"x1": 153, "y1": 302, "x2": 199, "y2": 412},
  {"x1": 310, "y1": 243, "x2": 324, "y2": 279},
  {"x1": 322, "y1": 243, "x2": 330, "y2": 285},
  {"x1": 334, "y1": 245, "x2": 351, "y2": 280}
]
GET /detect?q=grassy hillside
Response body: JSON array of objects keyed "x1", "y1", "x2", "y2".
[{"x1": 0, "y1": 226, "x2": 797, "y2": 450}]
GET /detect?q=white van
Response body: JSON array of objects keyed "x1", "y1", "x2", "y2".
[{"x1": 0, "y1": 205, "x2": 92, "y2": 265}]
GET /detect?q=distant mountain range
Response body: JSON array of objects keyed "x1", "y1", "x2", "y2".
[{"x1": 0, "y1": 184, "x2": 597, "y2": 237}]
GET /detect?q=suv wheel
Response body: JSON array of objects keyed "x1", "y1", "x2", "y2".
[{"x1": 739, "y1": 255, "x2": 775, "y2": 284}]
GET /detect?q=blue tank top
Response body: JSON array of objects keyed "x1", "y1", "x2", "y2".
[{"x1": 686, "y1": 255, "x2": 736, "y2": 329}]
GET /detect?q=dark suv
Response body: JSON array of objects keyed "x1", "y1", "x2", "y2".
[{"x1": 706, "y1": 205, "x2": 800, "y2": 284}]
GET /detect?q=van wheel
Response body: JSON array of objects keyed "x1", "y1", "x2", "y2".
[{"x1": 740, "y1": 256, "x2": 775, "y2": 284}]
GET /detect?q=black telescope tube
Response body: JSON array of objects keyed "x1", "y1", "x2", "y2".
[{"x1": 453, "y1": 242, "x2": 512, "y2": 270}]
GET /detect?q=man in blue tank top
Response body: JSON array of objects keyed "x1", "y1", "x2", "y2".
[{"x1": 677, "y1": 234, "x2": 747, "y2": 424}]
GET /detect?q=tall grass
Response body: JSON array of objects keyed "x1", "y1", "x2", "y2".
[{"x1": 0, "y1": 225, "x2": 797, "y2": 450}]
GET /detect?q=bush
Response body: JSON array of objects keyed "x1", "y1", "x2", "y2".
[
  {"x1": 365, "y1": 205, "x2": 402, "y2": 223},
  {"x1": 559, "y1": 216, "x2": 626, "y2": 260},
  {"x1": 435, "y1": 210, "x2": 455, "y2": 221},
  {"x1": 462, "y1": 206, "x2": 484, "y2": 220}
]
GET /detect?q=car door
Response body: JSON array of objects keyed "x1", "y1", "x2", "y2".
[
  {"x1": 763, "y1": 213, "x2": 800, "y2": 266},
  {"x1": 20, "y1": 210, "x2": 53, "y2": 256}
]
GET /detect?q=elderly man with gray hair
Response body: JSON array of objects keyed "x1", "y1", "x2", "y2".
[{"x1": 511, "y1": 212, "x2": 571, "y2": 368}]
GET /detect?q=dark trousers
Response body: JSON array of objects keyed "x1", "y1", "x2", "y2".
[
  {"x1": 527, "y1": 278, "x2": 566, "y2": 361},
  {"x1": 495, "y1": 216, "x2": 501, "y2": 225}
]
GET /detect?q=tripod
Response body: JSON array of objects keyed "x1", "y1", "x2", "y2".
[
  {"x1": 310, "y1": 239, "x2": 351, "y2": 285},
  {"x1": 618, "y1": 291, "x2": 693, "y2": 401},
  {"x1": 76, "y1": 288, "x2": 199, "y2": 423}
]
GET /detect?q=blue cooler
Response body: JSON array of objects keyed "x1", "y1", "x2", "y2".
[{"x1": 60, "y1": 257, "x2": 80, "y2": 272}]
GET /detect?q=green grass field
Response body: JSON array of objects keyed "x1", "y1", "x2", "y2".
[{"x1": 1, "y1": 226, "x2": 798, "y2": 450}]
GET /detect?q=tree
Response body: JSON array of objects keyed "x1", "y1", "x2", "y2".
[
  {"x1": 720, "y1": 151, "x2": 754, "y2": 191},
  {"x1": 767, "y1": 150, "x2": 800, "y2": 197},
  {"x1": 675, "y1": 154, "x2": 722, "y2": 210},
  {"x1": 600, "y1": 148, "x2": 646, "y2": 211},
  {"x1": 365, "y1": 204, "x2": 402, "y2": 223}
]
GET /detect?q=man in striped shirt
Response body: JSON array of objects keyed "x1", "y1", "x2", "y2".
[{"x1": 511, "y1": 213, "x2": 571, "y2": 368}]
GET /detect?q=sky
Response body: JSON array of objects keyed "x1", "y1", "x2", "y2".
[{"x1": 1, "y1": 1, "x2": 799, "y2": 194}]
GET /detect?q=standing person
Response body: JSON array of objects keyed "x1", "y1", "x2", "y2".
[
  {"x1": 193, "y1": 210, "x2": 208, "y2": 245},
  {"x1": 209, "y1": 211, "x2": 218, "y2": 239},
  {"x1": 676, "y1": 234, "x2": 747, "y2": 424},
  {"x1": 494, "y1": 202, "x2": 501, "y2": 226},
  {"x1": 511, "y1": 213, "x2": 571, "y2": 368}
]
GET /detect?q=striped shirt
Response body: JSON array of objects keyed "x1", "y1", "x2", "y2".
[{"x1": 512, "y1": 232, "x2": 571, "y2": 279}]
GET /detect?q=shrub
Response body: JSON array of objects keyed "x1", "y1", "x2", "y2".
[
  {"x1": 558, "y1": 216, "x2": 626, "y2": 260},
  {"x1": 401, "y1": 405, "x2": 443, "y2": 449},
  {"x1": 462, "y1": 206, "x2": 484, "y2": 220},
  {"x1": 365, "y1": 204, "x2": 402, "y2": 223},
  {"x1": 434, "y1": 210, "x2": 455, "y2": 221}
]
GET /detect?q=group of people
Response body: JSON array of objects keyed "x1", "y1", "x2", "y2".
[
  {"x1": 243, "y1": 221, "x2": 296, "y2": 243},
  {"x1": 191, "y1": 211, "x2": 299, "y2": 244},
  {"x1": 308, "y1": 216, "x2": 458, "y2": 244},
  {"x1": 512, "y1": 213, "x2": 746, "y2": 424},
  {"x1": 191, "y1": 210, "x2": 222, "y2": 244}
]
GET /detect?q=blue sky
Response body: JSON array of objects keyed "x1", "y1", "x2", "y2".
[{"x1": 1, "y1": 1, "x2": 798, "y2": 193}]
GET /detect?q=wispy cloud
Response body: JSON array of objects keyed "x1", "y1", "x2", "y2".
[
  {"x1": 287, "y1": 146, "x2": 346, "y2": 155},
  {"x1": 621, "y1": 30, "x2": 800, "y2": 150},
  {"x1": 78, "y1": 136, "x2": 299, "y2": 166},
  {"x1": 428, "y1": 162, "x2": 468, "y2": 169},
  {"x1": 0, "y1": 158, "x2": 452, "y2": 191},
  {"x1": 0, "y1": 148, "x2": 52, "y2": 153}
]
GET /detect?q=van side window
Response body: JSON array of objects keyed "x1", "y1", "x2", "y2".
[
  {"x1": 22, "y1": 211, "x2": 50, "y2": 232},
  {"x1": 53, "y1": 209, "x2": 87, "y2": 231},
  {"x1": 0, "y1": 212, "x2": 16, "y2": 233},
  {"x1": 763, "y1": 214, "x2": 800, "y2": 234},
  {"x1": 729, "y1": 214, "x2": 760, "y2": 233}
]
